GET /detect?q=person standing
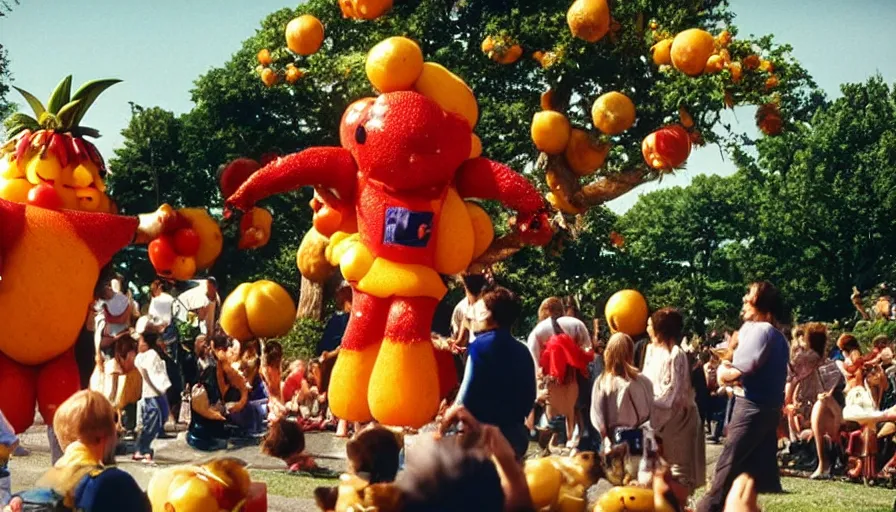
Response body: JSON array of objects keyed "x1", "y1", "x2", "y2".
[
  {"x1": 454, "y1": 287, "x2": 535, "y2": 460},
  {"x1": 642, "y1": 308, "x2": 706, "y2": 495},
  {"x1": 527, "y1": 297, "x2": 592, "y2": 448},
  {"x1": 697, "y1": 282, "x2": 789, "y2": 512}
]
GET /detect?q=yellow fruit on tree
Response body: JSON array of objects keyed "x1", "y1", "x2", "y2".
[
  {"x1": 285, "y1": 15, "x2": 325, "y2": 56},
  {"x1": 531, "y1": 111, "x2": 571, "y2": 155},
  {"x1": 704, "y1": 54, "x2": 725, "y2": 74},
  {"x1": 469, "y1": 134, "x2": 482, "y2": 159},
  {"x1": 339, "y1": 0, "x2": 393, "y2": 20},
  {"x1": 605, "y1": 289, "x2": 649, "y2": 336},
  {"x1": 670, "y1": 28, "x2": 715, "y2": 76},
  {"x1": 566, "y1": 0, "x2": 611, "y2": 43},
  {"x1": 729, "y1": 61, "x2": 743, "y2": 83},
  {"x1": 414, "y1": 62, "x2": 478, "y2": 128},
  {"x1": 591, "y1": 91, "x2": 636, "y2": 135},
  {"x1": 525, "y1": 458, "x2": 563, "y2": 509},
  {"x1": 565, "y1": 129, "x2": 609, "y2": 176},
  {"x1": 220, "y1": 280, "x2": 296, "y2": 341},
  {"x1": 366, "y1": 36, "x2": 424, "y2": 93},
  {"x1": 651, "y1": 38, "x2": 673, "y2": 66},
  {"x1": 716, "y1": 29, "x2": 732, "y2": 47},
  {"x1": 257, "y1": 49, "x2": 272, "y2": 66},
  {"x1": 285, "y1": 65, "x2": 304, "y2": 84}
]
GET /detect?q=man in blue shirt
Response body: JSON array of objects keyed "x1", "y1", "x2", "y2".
[
  {"x1": 316, "y1": 283, "x2": 352, "y2": 357},
  {"x1": 698, "y1": 281, "x2": 789, "y2": 512},
  {"x1": 455, "y1": 287, "x2": 536, "y2": 460}
]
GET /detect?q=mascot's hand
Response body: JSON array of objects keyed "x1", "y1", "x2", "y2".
[
  {"x1": 135, "y1": 204, "x2": 178, "y2": 244},
  {"x1": 515, "y1": 210, "x2": 553, "y2": 246}
]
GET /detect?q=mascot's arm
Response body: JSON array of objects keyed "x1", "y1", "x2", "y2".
[
  {"x1": 455, "y1": 158, "x2": 552, "y2": 246},
  {"x1": 225, "y1": 147, "x2": 358, "y2": 214}
]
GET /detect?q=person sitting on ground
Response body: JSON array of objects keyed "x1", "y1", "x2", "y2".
[
  {"x1": 187, "y1": 331, "x2": 247, "y2": 451},
  {"x1": 454, "y1": 287, "x2": 536, "y2": 461},
  {"x1": 6, "y1": 390, "x2": 150, "y2": 512},
  {"x1": 230, "y1": 339, "x2": 268, "y2": 438},
  {"x1": 260, "y1": 340, "x2": 284, "y2": 405}
]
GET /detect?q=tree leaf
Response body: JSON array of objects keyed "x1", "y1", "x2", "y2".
[
  {"x1": 46, "y1": 75, "x2": 73, "y2": 115},
  {"x1": 56, "y1": 99, "x2": 83, "y2": 130},
  {"x1": 69, "y1": 79, "x2": 122, "y2": 127},
  {"x1": 13, "y1": 86, "x2": 46, "y2": 119}
]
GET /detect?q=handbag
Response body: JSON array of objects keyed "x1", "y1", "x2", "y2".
[{"x1": 610, "y1": 391, "x2": 647, "y2": 454}]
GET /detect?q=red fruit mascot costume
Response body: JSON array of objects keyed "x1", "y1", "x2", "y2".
[{"x1": 227, "y1": 84, "x2": 552, "y2": 427}]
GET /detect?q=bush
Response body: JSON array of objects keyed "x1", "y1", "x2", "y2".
[
  {"x1": 279, "y1": 317, "x2": 325, "y2": 364},
  {"x1": 849, "y1": 319, "x2": 896, "y2": 349}
]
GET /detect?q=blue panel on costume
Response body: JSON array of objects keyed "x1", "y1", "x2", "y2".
[{"x1": 384, "y1": 207, "x2": 433, "y2": 247}]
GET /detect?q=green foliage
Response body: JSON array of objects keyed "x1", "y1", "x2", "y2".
[
  {"x1": 848, "y1": 320, "x2": 896, "y2": 349},
  {"x1": 0, "y1": 45, "x2": 13, "y2": 137},
  {"x1": 278, "y1": 317, "x2": 325, "y2": 363}
]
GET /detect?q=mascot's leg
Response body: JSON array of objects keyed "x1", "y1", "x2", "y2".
[
  {"x1": 368, "y1": 296, "x2": 440, "y2": 428},
  {"x1": 36, "y1": 349, "x2": 81, "y2": 429},
  {"x1": 0, "y1": 352, "x2": 38, "y2": 434},
  {"x1": 328, "y1": 290, "x2": 389, "y2": 423}
]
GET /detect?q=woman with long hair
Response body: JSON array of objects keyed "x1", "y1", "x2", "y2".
[
  {"x1": 784, "y1": 323, "x2": 828, "y2": 441},
  {"x1": 643, "y1": 308, "x2": 706, "y2": 495},
  {"x1": 590, "y1": 332, "x2": 655, "y2": 483}
]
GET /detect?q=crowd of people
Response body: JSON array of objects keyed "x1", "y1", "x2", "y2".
[{"x1": 5, "y1": 270, "x2": 896, "y2": 511}]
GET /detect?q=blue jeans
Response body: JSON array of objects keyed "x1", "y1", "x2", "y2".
[{"x1": 138, "y1": 396, "x2": 169, "y2": 455}]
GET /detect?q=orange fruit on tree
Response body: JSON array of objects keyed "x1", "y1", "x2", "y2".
[
  {"x1": 756, "y1": 103, "x2": 783, "y2": 135},
  {"x1": 531, "y1": 111, "x2": 571, "y2": 155},
  {"x1": 729, "y1": 61, "x2": 743, "y2": 82},
  {"x1": 285, "y1": 15, "x2": 324, "y2": 56},
  {"x1": 759, "y1": 59, "x2": 774, "y2": 72},
  {"x1": 366, "y1": 36, "x2": 425, "y2": 92},
  {"x1": 260, "y1": 68, "x2": 277, "y2": 87},
  {"x1": 670, "y1": 28, "x2": 715, "y2": 76},
  {"x1": 257, "y1": 49, "x2": 272, "y2": 66},
  {"x1": 765, "y1": 75, "x2": 779, "y2": 90},
  {"x1": 285, "y1": 65, "x2": 303, "y2": 84},
  {"x1": 565, "y1": 129, "x2": 609, "y2": 176},
  {"x1": 567, "y1": 0, "x2": 611, "y2": 43},
  {"x1": 591, "y1": 91, "x2": 635, "y2": 135},
  {"x1": 716, "y1": 30, "x2": 732, "y2": 47},
  {"x1": 704, "y1": 54, "x2": 725, "y2": 74},
  {"x1": 339, "y1": 0, "x2": 393, "y2": 20},
  {"x1": 651, "y1": 38, "x2": 673, "y2": 66},
  {"x1": 743, "y1": 54, "x2": 760, "y2": 70}
]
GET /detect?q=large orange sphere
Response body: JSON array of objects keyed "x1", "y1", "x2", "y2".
[
  {"x1": 220, "y1": 280, "x2": 296, "y2": 341},
  {"x1": 285, "y1": 15, "x2": 324, "y2": 56},
  {"x1": 605, "y1": 289, "x2": 649, "y2": 336},
  {"x1": 671, "y1": 29, "x2": 715, "y2": 76},
  {"x1": 591, "y1": 92, "x2": 636, "y2": 135}
]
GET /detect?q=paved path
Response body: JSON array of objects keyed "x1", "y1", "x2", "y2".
[{"x1": 8, "y1": 419, "x2": 724, "y2": 512}]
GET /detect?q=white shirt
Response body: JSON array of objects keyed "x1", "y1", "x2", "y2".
[
  {"x1": 527, "y1": 316, "x2": 591, "y2": 366},
  {"x1": 135, "y1": 350, "x2": 171, "y2": 398},
  {"x1": 451, "y1": 297, "x2": 477, "y2": 344},
  {"x1": 148, "y1": 293, "x2": 174, "y2": 326}
]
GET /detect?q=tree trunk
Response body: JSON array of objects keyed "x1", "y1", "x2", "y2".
[{"x1": 297, "y1": 276, "x2": 324, "y2": 321}]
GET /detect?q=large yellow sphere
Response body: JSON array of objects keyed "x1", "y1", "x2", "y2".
[
  {"x1": 604, "y1": 289, "x2": 649, "y2": 336},
  {"x1": 220, "y1": 280, "x2": 296, "y2": 341}
]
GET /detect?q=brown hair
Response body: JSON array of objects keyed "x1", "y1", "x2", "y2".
[
  {"x1": 263, "y1": 340, "x2": 284, "y2": 366},
  {"x1": 602, "y1": 332, "x2": 639, "y2": 383},
  {"x1": 480, "y1": 287, "x2": 522, "y2": 328},
  {"x1": 804, "y1": 323, "x2": 827, "y2": 358},
  {"x1": 262, "y1": 417, "x2": 306, "y2": 461},
  {"x1": 650, "y1": 307, "x2": 684, "y2": 345},
  {"x1": 749, "y1": 281, "x2": 785, "y2": 321},
  {"x1": 114, "y1": 336, "x2": 137, "y2": 360},
  {"x1": 837, "y1": 333, "x2": 859, "y2": 352},
  {"x1": 52, "y1": 390, "x2": 117, "y2": 450},
  {"x1": 538, "y1": 297, "x2": 564, "y2": 321}
]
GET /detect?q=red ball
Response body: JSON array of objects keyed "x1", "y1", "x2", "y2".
[
  {"x1": 173, "y1": 228, "x2": 201, "y2": 256},
  {"x1": 218, "y1": 157, "x2": 261, "y2": 199},
  {"x1": 26, "y1": 184, "x2": 63, "y2": 210},
  {"x1": 148, "y1": 235, "x2": 177, "y2": 274}
]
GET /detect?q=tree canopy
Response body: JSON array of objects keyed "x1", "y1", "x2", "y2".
[{"x1": 107, "y1": 0, "x2": 883, "y2": 337}]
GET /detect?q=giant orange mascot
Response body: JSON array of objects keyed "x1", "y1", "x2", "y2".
[
  {"x1": 227, "y1": 37, "x2": 553, "y2": 428},
  {"x1": 0, "y1": 77, "x2": 221, "y2": 434}
]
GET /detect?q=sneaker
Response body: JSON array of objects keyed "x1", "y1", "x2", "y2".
[{"x1": 12, "y1": 446, "x2": 29, "y2": 457}]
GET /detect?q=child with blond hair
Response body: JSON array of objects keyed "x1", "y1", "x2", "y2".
[{"x1": 5, "y1": 390, "x2": 149, "y2": 512}]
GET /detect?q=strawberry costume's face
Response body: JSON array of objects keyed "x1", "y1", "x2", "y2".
[{"x1": 339, "y1": 91, "x2": 472, "y2": 193}]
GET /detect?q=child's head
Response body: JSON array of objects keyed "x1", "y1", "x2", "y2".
[
  {"x1": 114, "y1": 336, "x2": 138, "y2": 372},
  {"x1": 53, "y1": 390, "x2": 117, "y2": 456},
  {"x1": 139, "y1": 330, "x2": 161, "y2": 354},
  {"x1": 263, "y1": 340, "x2": 284, "y2": 368}
]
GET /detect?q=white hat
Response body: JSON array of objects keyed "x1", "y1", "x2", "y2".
[{"x1": 135, "y1": 316, "x2": 151, "y2": 335}]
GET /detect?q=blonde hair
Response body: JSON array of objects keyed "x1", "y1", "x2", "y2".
[
  {"x1": 52, "y1": 390, "x2": 117, "y2": 450},
  {"x1": 601, "y1": 332, "x2": 639, "y2": 384}
]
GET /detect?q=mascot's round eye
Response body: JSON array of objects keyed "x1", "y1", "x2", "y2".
[{"x1": 355, "y1": 125, "x2": 367, "y2": 144}]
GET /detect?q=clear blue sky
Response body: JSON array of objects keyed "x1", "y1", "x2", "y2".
[{"x1": 2, "y1": 0, "x2": 894, "y2": 213}]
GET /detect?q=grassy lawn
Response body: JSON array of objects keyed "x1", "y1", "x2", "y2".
[
  {"x1": 755, "y1": 477, "x2": 894, "y2": 512},
  {"x1": 249, "y1": 469, "x2": 338, "y2": 500},
  {"x1": 253, "y1": 471, "x2": 895, "y2": 512}
]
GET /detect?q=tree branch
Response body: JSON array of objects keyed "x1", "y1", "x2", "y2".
[{"x1": 582, "y1": 166, "x2": 654, "y2": 206}]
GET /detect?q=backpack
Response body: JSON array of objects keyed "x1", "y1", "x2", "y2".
[
  {"x1": 539, "y1": 318, "x2": 591, "y2": 384},
  {"x1": 13, "y1": 465, "x2": 106, "y2": 512}
]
